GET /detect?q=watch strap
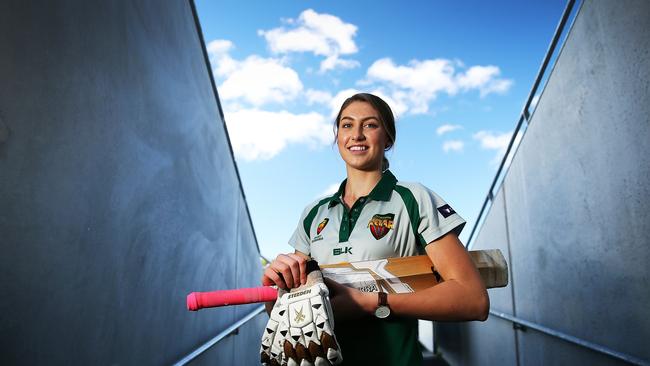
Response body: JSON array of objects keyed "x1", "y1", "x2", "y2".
[{"x1": 378, "y1": 291, "x2": 388, "y2": 307}]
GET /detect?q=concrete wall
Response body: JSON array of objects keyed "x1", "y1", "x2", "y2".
[
  {"x1": 0, "y1": 1, "x2": 264, "y2": 364},
  {"x1": 436, "y1": 0, "x2": 650, "y2": 365}
]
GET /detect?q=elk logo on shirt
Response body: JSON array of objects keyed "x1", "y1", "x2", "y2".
[
  {"x1": 368, "y1": 213, "x2": 394, "y2": 240},
  {"x1": 317, "y1": 218, "x2": 329, "y2": 235}
]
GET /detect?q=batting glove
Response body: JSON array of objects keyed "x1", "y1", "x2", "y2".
[{"x1": 260, "y1": 261, "x2": 342, "y2": 366}]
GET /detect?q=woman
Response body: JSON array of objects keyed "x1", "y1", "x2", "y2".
[{"x1": 262, "y1": 93, "x2": 489, "y2": 365}]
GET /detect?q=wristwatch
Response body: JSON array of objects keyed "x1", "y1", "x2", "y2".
[{"x1": 374, "y1": 291, "x2": 391, "y2": 319}]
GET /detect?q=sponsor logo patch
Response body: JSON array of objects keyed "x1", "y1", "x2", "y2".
[
  {"x1": 357, "y1": 283, "x2": 379, "y2": 292},
  {"x1": 367, "y1": 213, "x2": 394, "y2": 240},
  {"x1": 437, "y1": 204, "x2": 456, "y2": 218},
  {"x1": 317, "y1": 218, "x2": 329, "y2": 235},
  {"x1": 288, "y1": 289, "x2": 312, "y2": 299},
  {"x1": 333, "y1": 246, "x2": 352, "y2": 256}
]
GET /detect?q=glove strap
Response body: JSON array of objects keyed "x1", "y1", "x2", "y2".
[{"x1": 306, "y1": 259, "x2": 320, "y2": 274}]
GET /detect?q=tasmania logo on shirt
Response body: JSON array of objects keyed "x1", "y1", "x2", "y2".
[{"x1": 368, "y1": 213, "x2": 394, "y2": 240}]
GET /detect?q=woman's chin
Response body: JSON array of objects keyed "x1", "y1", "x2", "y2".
[{"x1": 345, "y1": 160, "x2": 382, "y2": 172}]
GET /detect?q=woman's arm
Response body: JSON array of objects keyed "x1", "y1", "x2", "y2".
[{"x1": 326, "y1": 232, "x2": 489, "y2": 321}]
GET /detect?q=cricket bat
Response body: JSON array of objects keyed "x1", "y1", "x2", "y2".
[{"x1": 187, "y1": 249, "x2": 507, "y2": 311}]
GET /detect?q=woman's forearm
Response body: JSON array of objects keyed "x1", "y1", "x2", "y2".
[
  {"x1": 388, "y1": 280, "x2": 489, "y2": 321},
  {"x1": 355, "y1": 279, "x2": 489, "y2": 321}
]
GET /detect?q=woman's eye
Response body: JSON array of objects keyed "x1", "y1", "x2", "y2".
[
  {"x1": 341, "y1": 123, "x2": 352, "y2": 128},
  {"x1": 364, "y1": 123, "x2": 378, "y2": 129}
]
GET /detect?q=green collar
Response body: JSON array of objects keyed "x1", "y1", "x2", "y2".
[{"x1": 328, "y1": 170, "x2": 398, "y2": 208}]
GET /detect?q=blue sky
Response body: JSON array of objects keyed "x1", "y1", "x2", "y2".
[{"x1": 195, "y1": 0, "x2": 568, "y2": 259}]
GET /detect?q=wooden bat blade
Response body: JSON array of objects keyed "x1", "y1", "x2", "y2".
[
  {"x1": 468, "y1": 249, "x2": 508, "y2": 288},
  {"x1": 320, "y1": 249, "x2": 509, "y2": 294}
]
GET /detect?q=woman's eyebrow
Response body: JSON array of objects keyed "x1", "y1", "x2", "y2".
[{"x1": 340, "y1": 115, "x2": 379, "y2": 122}]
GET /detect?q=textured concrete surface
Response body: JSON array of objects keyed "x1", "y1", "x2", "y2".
[
  {"x1": 0, "y1": 1, "x2": 263, "y2": 364},
  {"x1": 437, "y1": 0, "x2": 650, "y2": 364},
  {"x1": 437, "y1": 188, "x2": 517, "y2": 366}
]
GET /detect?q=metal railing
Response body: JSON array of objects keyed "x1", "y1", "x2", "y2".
[
  {"x1": 173, "y1": 305, "x2": 266, "y2": 366},
  {"x1": 489, "y1": 310, "x2": 649, "y2": 366}
]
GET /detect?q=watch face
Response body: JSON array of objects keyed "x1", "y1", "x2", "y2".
[{"x1": 375, "y1": 305, "x2": 390, "y2": 319}]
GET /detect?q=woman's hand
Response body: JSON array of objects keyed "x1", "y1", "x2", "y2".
[
  {"x1": 323, "y1": 277, "x2": 376, "y2": 321},
  {"x1": 261, "y1": 251, "x2": 309, "y2": 290}
]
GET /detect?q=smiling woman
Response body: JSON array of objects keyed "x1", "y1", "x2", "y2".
[{"x1": 261, "y1": 93, "x2": 489, "y2": 366}]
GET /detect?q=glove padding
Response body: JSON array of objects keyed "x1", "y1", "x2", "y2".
[{"x1": 260, "y1": 265, "x2": 342, "y2": 366}]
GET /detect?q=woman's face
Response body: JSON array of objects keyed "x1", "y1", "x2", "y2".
[{"x1": 337, "y1": 101, "x2": 388, "y2": 172}]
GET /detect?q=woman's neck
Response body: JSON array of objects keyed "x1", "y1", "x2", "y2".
[{"x1": 343, "y1": 168, "x2": 383, "y2": 208}]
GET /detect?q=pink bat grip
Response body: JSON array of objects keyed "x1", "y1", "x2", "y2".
[{"x1": 187, "y1": 286, "x2": 279, "y2": 311}]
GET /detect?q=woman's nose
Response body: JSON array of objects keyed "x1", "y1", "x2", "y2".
[{"x1": 352, "y1": 126, "x2": 365, "y2": 141}]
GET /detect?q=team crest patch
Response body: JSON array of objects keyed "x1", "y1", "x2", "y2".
[
  {"x1": 317, "y1": 218, "x2": 329, "y2": 235},
  {"x1": 368, "y1": 213, "x2": 394, "y2": 240}
]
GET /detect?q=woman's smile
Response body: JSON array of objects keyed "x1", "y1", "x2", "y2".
[{"x1": 348, "y1": 145, "x2": 369, "y2": 153}]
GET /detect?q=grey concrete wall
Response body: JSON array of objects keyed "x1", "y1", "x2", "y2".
[
  {"x1": 437, "y1": 0, "x2": 650, "y2": 365},
  {"x1": 0, "y1": 1, "x2": 264, "y2": 364}
]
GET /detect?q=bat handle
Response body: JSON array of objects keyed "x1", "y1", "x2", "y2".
[{"x1": 187, "y1": 287, "x2": 279, "y2": 311}]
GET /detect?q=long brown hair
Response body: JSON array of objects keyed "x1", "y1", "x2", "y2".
[{"x1": 334, "y1": 93, "x2": 396, "y2": 171}]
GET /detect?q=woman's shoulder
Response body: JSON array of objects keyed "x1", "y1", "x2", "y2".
[
  {"x1": 394, "y1": 180, "x2": 452, "y2": 206},
  {"x1": 394, "y1": 180, "x2": 434, "y2": 196}
]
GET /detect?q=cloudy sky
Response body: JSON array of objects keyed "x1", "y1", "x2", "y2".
[{"x1": 195, "y1": 0, "x2": 568, "y2": 259}]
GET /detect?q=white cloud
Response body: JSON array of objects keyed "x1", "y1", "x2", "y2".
[
  {"x1": 317, "y1": 183, "x2": 341, "y2": 198},
  {"x1": 473, "y1": 130, "x2": 522, "y2": 165},
  {"x1": 207, "y1": 39, "x2": 233, "y2": 55},
  {"x1": 443, "y1": 140, "x2": 464, "y2": 153},
  {"x1": 457, "y1": 65, "x2": 513, "y2": 97},
  {"x1": 306, "y1": 89, "x2": 333, "y2": 105},
  {"x1": 320, "y1": 55, "x2": 361, "y2": 72},
  {"x1": 207, "y1": 39, "x2": 238, "y2": 76},
  {"x1": 367, "y1": 58, "x2": 458, "y2": 97},
  {"x1": 206, "y1": 39, "x2": 304, "y2": 107},
  {"x1": 259, "y1": 9, "x2": 359, "y2": 72},
  {"x1": 219, "y1": 56, "x2": 303, "y2": 106},
  {"x1": 364, "y1": 58, "x2": 513, "y2": 114},
  {"x1": 474, "y1": 130, "x2": 512, "y2": 151},
  {"x1": 224, "y1": 108, "x2": 331, "y2": 161},
  {"x1": 436, "y1": 124, "x2": 463, "y2": 136}
]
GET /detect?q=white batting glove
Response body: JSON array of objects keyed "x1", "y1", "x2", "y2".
[{"x1": 260, "y1": 263, "x2": 342, "y2": 366}]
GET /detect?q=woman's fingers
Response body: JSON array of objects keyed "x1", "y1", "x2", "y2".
[
  {"x1": 274, "y1": 254, "x2": 299, "y2": 289},
  {"x1": 261, "y1": 253, "x2": 308, "y2": 289},
  {"x1": 262, "y1": 265, "x2": 287, "y2": 289},
  {"x1": 287, "y1": 253, "x2": 307, "y2": 285}
]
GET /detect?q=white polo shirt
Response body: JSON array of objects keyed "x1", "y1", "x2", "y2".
[{"x1": 289, "y1": 170, "x2": 466, "y2": 264}]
